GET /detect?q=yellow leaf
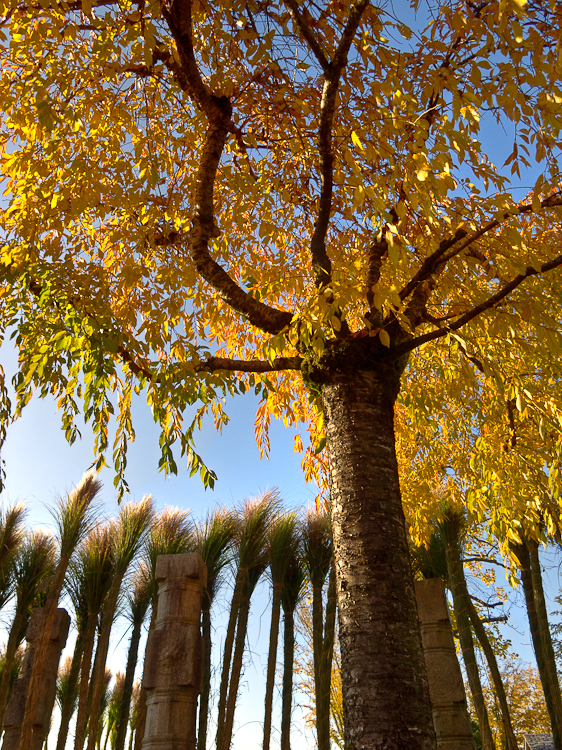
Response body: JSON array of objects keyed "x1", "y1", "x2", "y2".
[
  {"x1": 379, "y1": 329, "x2": 390, "y2": 347},
  {"x1": 351, "y1": 130, "x2": 364, "y2": 151}
]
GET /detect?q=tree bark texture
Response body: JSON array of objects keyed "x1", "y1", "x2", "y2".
[
  {"x1": 322, "y1": 368, "x2": 435, "y2": 750},
  {"x1": 444, "y1": 530, "x2": 494, "y2": 750}
]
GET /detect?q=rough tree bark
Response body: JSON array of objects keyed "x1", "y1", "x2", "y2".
[{"x1": 320, "y1": 364, "x2": 436, "y2": 750}]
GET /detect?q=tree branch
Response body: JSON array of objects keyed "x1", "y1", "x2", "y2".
[
  {"x1": 190, "y1": 356, "x2": 302, "y2": 373},
  {"x1": 400, "y1": 192, "x2": 562, "y2": 306},
  {"x1": 284, "y1": 0, "x2": 330, "y2": 73},
  {"x1": 309, "y1": 0, "x2": 369, "y2": 294},
  {"x1": 389, "y1": 252, "x2": 562, "y2": 360},
  {"x1": 162, "y1": 0, "x2": 293, "y2": 336}
]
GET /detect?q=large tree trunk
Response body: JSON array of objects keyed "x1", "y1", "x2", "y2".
[
  {"x1": 114, "y1": 619, "x2": 143, "y2": 750},
  {"x1": 281, "y1": 608, "x2": 295, "y2": 750},
  {"x1": 56, "y1": 630, "x2": 84, "y2": 750},
  {"x1": 196, "y1": 603, "x2": 212, "y2": 750},
  {"x1": 444, "y1": 524, "x2": 494, "y2": 750},
  {"x1": 263, "y1": 584, "x2": 281, "y2": 750},
  {"x1": 467, "y1": 599, "x2": 518, "y2": 750},
  {"x1": 321, "y1": 368, "x2": 435, "y2": 750},
  {"x1": 513, "y1": 539, "x2": 562, "y2": 748}
]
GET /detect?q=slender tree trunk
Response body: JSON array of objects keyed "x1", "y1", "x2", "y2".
[
  {"x1": 529, "y1": 539, "x2": 562, "y2": 745},
  {"x1": 311, "y1": 578, "x2": 325, "y2": 750},
  {"x1": 216, "y1": 570, "x2": 245, "y2": 750},
  {"x1": 114, "y1": 620, "x2": 143, "y2": 750},
  {"x1": 0, "y1": 608, "x2": 26, "y2": 728},
  {"x1": 263, "y1": 584, "x2": 282, "y2": 750},
  {"x1": 467, "y1": 599, "x2": 518, "y2": 750},
  {"x1": 317, "y1": 563, "x2": 336, "y2": 750},
  {"x1": 513, "y1": 539, "x2": 562, "y2": 749},
  {"x1": 445, "y1": 528, "x2": 494, "y2": 750},
  {"x1": 75, "y1": 613, "x2": 99, "y2": 750},
  {"x1": 56, "y1": 630, "x2": 84, "y2": 750},
  {"x1": 281, "y1": 609, "x2": 295, "y2": 750},
  {"x1": 321, "y1": 368, "x2": 435, "y2": 750},
  {"x1": 87, "y1": 581, "x2": 123, "y2": 750},
  {"x1": 196, "y1": 604, "x2": 212, "y2": 750},
  {"x1": 220, "y1": 592, "x2": 251, "y2": 750}
]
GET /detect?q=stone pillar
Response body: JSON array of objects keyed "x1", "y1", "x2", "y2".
[
  {"x1": 141, "y1": 553, "x2": 206, "y2": 750},
  {"x1": 2, "y1": 607, "x2": 71, "y2": 750},
  {"x1": 415, "y1": 578, "x2": 475, "y2": 749}
]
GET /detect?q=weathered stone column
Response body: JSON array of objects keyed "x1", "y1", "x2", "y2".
[
  {"x1": 141, "y1": 553, "x2": 206, "y2": 750},
  {"x1": 415, "y1": 578, "x2": 475, "y2": 749},
  {"x1": 2, "y1": 607, "x2": 70, "y2": 750}
]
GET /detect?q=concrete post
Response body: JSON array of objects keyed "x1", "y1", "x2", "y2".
[
  {"x1": 2, "y1": 607, "x2": 70, "y2": 750},
  {"x1": 141, "y1": 553, "x2": 206, "y2": 750},
  {"x1": 415, "y1": 578, "x2": 475, "y2": 749}
]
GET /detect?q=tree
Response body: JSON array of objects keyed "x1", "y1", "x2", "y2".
[{"x1": 2, "y1": 2, "x2": 562, "y2": 746}]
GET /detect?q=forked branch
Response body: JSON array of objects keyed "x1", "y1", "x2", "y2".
[
  {"x1": 390, "y1": 252, "x2": 562, "y2": 360},
  {"x1": 163, "y1": 0, "x2": 293, "y2": 336}
]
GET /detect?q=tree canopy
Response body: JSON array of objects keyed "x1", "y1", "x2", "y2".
[{"x1": 2, "y1": 0, "x2": 562, "y2": 746}]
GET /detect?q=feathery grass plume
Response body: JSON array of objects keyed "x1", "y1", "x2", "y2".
[
  {"x1": 87, "y1": 496, "x2": 154, "y2": 750},
  {"x1": 0, "y1": 530, "x2": 56, "y2": 728},
  {"x1": 0, "y1": 503, "x2": 26, "y2": 610},
  {"x1": 72, "y1": 523, "x2": 116, "y2": 750},
  {"x1": 280, "y1": 534, "x2": 306, "y2": 750},
  {"x1": 133, "y1": 506, "x2": 193, "y2": 750},
  {"x1": 19, "y1": 472, "x2": 102, "y2": 750},
  {"x1": 263, "y1": 509, "x2": 300, "y2": 750},
  {"x1": 56, "y1": 656, "x2": 79, "y2": 715},
  {"x1": 302, "y1": 508, "x2": 335, "y2": 750},
  {"x1": 0, "y1": 644, "x2": 24, "y2": 707},
  {"x1": 194, "y1": 508, "x2": 236, "y2": 750},
  {"x1": 409, "y1": 531, "x2": 449, "y2": 583},
  {"x1": 216, "y1": 490, "x2": 280, "y2": 750},
  {"x1": 113, "y1": 563, "x2": 151, "y2": 750}
]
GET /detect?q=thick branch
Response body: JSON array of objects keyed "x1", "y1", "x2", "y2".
[
  {"x1": 191, "y1": 356, "x2": 302, "y2": 373},
  {"x1": 400, "y1": 192, "x2": 562, "y2": 305},
  {"x1": 309, "y1": 0, "x2": 370, "y2": 291},
  {"x1": 162, "y1": 0, "x2": 293, "y2": 336},
  {"x1": 365, "y1": 238, "x2": 387, "y2": 317},
  {"x1": 389, "y1": 252, "x2": 562, "y2": 360}
]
